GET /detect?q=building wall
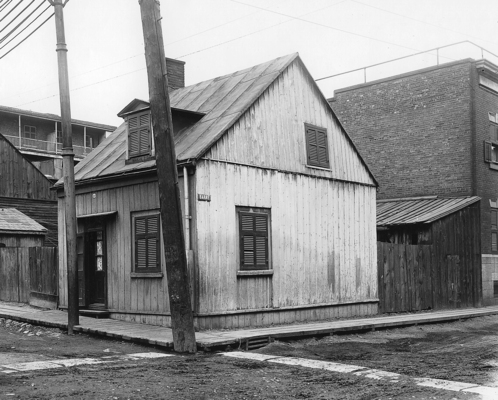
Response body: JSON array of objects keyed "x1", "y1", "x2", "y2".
[
  {"x1": 205, "y1": 59, "x2": 374, "y2": 186},
  {"x1": 0, "y1": 234, "x2": 45, "y2": 247},
  {"x1": 331, "y1": 60, "x2": 473, "y2": 199},
  {"x1": 58, "y1": 175, "x2": 189, "y2": 318},
  {"x1": 194, "y1": 160, "x2": 378, "y2": 316}
]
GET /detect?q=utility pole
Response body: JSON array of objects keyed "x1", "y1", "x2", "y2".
[
  {"x1": 48, "y1": 0, "x2": 79, "y2": 333},
  {"x1": 138, "y1": 0, "x2": 196, "y2": 353}
]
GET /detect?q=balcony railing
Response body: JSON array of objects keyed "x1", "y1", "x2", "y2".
[{"x1": 2, "y1": 134, "x2": 93, "y2": 158}]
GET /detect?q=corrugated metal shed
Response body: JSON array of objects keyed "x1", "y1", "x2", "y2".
[
  {"x1": 377, "y1": 196, "x2": 480, "y2": 226},
  {"x1": 0, "y1": 208, "x2": 48, "y2": 235}
]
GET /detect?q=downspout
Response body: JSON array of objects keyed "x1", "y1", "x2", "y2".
[{"x1": 183, "y1": 166, "x2": 190, "y2": 251}]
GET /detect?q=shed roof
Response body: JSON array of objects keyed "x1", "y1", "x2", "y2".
[
  {"x1": 0, "y1": 208, "x2": 48, "y2": 235},
  {"x1": 61, "y1": 53, "x2": 375, "y2": 186},
  {"x1": 377, "y1": 196, "x2": 480, "y2": 226}
]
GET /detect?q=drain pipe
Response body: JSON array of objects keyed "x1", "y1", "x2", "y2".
[{"x1": 183, "y1": 166, "x2": 190, "y2": 251}]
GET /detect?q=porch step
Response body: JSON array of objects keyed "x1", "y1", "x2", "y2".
[{"x1": 79, "y1": 309, "x2": 110, "y2": 319}]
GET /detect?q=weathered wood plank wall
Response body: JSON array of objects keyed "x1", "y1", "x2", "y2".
[
  {"x1": 0, "y1": 247, "x2": 57, "y2": 303},
  {"x1": 29, "y1": 247, "x2": 58, "y2": 299},
  {"x1": 205, "y1": 59, "x2": 373, "y2": 186},
  {"x1": 377, "y1": 203, "x2": 481, "y2": 313},
  {"x1": 59, "y1": 176, "x2": 189, "y2": 316},
  {"x1": 195, "y1": 160, "x2": 377, "y2": 314},
  {"x1": 0, "y1": 135, "x2": 55, "y2": 200}
]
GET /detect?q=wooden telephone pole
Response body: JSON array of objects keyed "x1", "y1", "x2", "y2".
[
  {"x1": 138, "y1": 0, "x2": 196, "y2": 353},
  {"x1": 48, "y1": 0, "x2": 79, "y2": 333}
]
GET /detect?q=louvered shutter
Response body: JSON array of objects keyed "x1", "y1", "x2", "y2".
[
  {"x1": 239, "y1": 212, "x2": 269, "y2": 270},
  {"x1": 134, "y1": 215, "x2": 160, "y2": 271},
  {"x1": 306, "y1": 125, "x2": 330, "y2": 168},
  {"x1": 490, "y1": 125, "x2": 498, "y2": 142},
  {"x1": 128, "y1": 111, "x2": 151, "y2": 158},
  {"x1": 485, "y1": 141, "x2": 492, "y2": 163}
]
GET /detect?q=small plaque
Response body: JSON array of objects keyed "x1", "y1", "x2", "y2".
[{"x1": 198, "y1": 194, "x2": 211, "y2": 202}]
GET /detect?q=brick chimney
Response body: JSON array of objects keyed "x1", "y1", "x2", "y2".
[{"x1": 165, "y1": 57, "x2": 185, "y2": 90}]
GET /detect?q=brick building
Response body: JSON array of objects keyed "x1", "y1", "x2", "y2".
[{"x1": 330, "y1": 58, "x2": 498, "y2": 306}]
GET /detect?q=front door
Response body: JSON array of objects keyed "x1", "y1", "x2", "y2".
[
  {"x1": 77, "y1": 222, "x2": 107, "y2": 309},
  {"x1": 87, "y1": 229, "x2": 106, "y2": 307}
]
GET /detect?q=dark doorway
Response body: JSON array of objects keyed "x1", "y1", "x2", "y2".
[{"x1": 77, "y1": 219, "x2": 107, "y2": 309}]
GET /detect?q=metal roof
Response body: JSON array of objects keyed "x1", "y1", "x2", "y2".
[
  {"x1": 0, "y1": 208, "x2": 48, "y2": 235},
  {"x1": 64, "y1": 53, "x2": 300, "y2": 184},
  {"x1": 0, "y1": 105, "x2": 116, "y2": 132},
  {"x1": 377, "y1": 196, "x2": 480, "y2": 226}
]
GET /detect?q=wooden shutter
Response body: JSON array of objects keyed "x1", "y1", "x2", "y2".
[
  {"x1": 306, "y1": 125, "x2": 329, "y2": 168},
  {"x1": 128, "y1": 111, "x2": 151, "y2": 158},
  {"x1": 239, "y1": 212, "x2": 269, "y2": 270},
  {"x1": 134, "y1": 215, "x2": 160, "y2": 271},
  {"x1": 485, "y1": 141, "x2": 492, "y2": 163},
  {"x1": 492, "y1": 209, "x2": 498, "y2": 252}
]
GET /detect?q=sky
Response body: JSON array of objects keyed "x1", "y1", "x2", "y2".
[{"x1": 1, "y1": 0, "x2": 498, "y2": 128}]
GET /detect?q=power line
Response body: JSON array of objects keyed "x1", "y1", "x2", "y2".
[
  {"x1": 0, "y1": 0, "x2": 20, "y2": 23},
  {"x1": 0, "y1": 0, "x2": 35, "y2": 34},
  {"x1": 0, "y1": 4, "x2": 54, "y2": 51},
  {"x1": 0, "y1": 1, "x2": 47, "y2": 44},
  {"x1": 230, "y1": 0, "x2": 422, "y2": 54},
  {"x1": 0, "y1": 10, "x2": 53, "y2": 60},
  {"x1": 177, "y1": 0, "x2": 349, "y2": 59},
  {"x1": 350, "y1": 0, "x2": 498, "y2": 47}
]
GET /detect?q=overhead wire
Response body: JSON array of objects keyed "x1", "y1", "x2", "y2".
[
  {"x1": 0, "y1": 3, "x2": 51, "y2": 51},
  {"x1": 350, "y1": 0, "x2": 498, "y2": 47},
  {"x1": 0, "y1": 0, "x2": 35, "y2": 34},
  {"x1": 0, "y1": 0, "x2": 20, "y2": 23},
  {"x1": 0, "y1": 1, "x2": 47, "y2": 44},
  {"x1": 0, "y1": 10, "x2": 54, "y2": 61}
]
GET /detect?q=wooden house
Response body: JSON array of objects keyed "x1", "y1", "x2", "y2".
[
  {"x1": 377, "y1": 196, "x2": 482, "y2": 313},
  {"x1": 0, "y1": 133, "x2": 57, "y2": 246},
  {"x1": 55, "y1": 54, "x2": 378, "y2": 329},
  {"x1": 0, "y1": 105, "x2": 116, "y2": 180}
]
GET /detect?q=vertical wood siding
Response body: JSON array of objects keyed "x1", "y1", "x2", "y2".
[
  {"x1": 58, "y1": 176, "x2": 188, "y2": 313},
  {"x1": 0, "y1": 135, "x2": 55, "y2": 200},
  {"x1": 195, "y1": 160, "x2": 377, "y2": 314},
  {"x1": 204, "y1": 60, "x2": 374, "y2": 186}
]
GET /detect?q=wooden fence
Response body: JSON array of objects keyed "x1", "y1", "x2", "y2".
[
  {"x1": 377, "y1": 242, "x2": 479, "y2": 314},
  {"x1": 0, "y1": 247, "x2": 58, "y2": 307}
]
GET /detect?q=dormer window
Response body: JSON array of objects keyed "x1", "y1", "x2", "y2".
[{"x1": 128, "y1": 110, "x2": 151, "y2": 159}]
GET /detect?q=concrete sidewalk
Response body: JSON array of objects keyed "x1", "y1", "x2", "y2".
[{"x1": 2, "y1": 302, "x2": 498, "y2": 350}]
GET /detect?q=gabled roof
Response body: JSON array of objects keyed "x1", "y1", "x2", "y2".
[
  {"x1": 63, "y1": 53, "x2": 375, "y2": 186},
  {"x1": 0, "y1": 208, "x2": 47, "y2": 235},
  {"x1": 0, "y1": 105, "x2": 116, "y2": 132},
  {"x1": 377, "y1": 196, "x2": 480, "y2": 226}
]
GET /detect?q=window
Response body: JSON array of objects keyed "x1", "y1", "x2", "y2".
[
  {"x1": 56, "y1": 130, "x2": 62, "y2": 144},
  {"x1": 485, "y1": 116, "x2": 498, "y2": 167},
  {"x1": 305, "y1": 123, "x2": 329, "y2": 168},
  {"x1": 24, "y1": 125, "x2": 36, "y2": 139},
  {"x1": 238, "y1": 208, "x2": 270, "y2": 271},
  {"x1": 128, "y1": 111, "x2": 151, "y2": 158},
  {"x1": 492, "y1": 207, "x2": 498, "y2": 252},
  {"x1": 132, "y1": 211, "x2": 161, "y2": 273},
  {"x1": 494, "y1": 281, "x2": 498, "y2": 298}
]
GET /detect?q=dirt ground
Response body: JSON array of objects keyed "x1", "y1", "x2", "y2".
[{"x1": 1, "y1": 314, "x2": 497, "y2": 399}]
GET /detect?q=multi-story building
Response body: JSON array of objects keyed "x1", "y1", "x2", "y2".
[
  {"x1": 0, "y1": 105, "x2": 116, "y2": 180},
  {"x1": 330, "y1": 57, "x2": 498, "y2": 306}
]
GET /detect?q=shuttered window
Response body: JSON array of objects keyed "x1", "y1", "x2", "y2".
[
  {"x1": 492, "y1": 208, "x2": 498, "y2": 252},
  {"x1": 134, "y1": 214, "x2": 160, "y2": 272},
  {"x1": 239, "y1": 211, "x2": 270, "y2": 270},
  {"x1": 305, "y1": 124, "x2": 329, "y2": 168},
  {"x1": 128, "y1": 111, "x2": 151, "y2": 158}
]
